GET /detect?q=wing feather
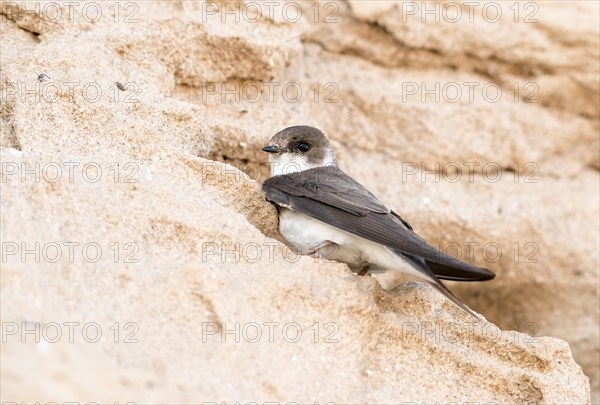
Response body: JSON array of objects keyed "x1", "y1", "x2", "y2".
[{"x1": 263, "y1": 167, "x2": 495, "y2": 281}]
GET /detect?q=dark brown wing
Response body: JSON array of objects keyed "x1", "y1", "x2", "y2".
[
  {"x1": 263, "y1": 167, "x2": 494, "y2": 282},
  {"x1": 265, "y1": 166, "x2": 389, "y2": 215}
]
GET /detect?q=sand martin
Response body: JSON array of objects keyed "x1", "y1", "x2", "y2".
[{"x1": 261, "y1": 126, "x2": 495, "y2": 318}]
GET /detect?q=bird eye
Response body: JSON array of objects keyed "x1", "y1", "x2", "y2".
[{"x1": 298, "y1": 142, "x2": 310, "y2": 152}]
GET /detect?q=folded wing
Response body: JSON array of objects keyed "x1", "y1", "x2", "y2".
[{"x1": 263, "y1": 166, "x2": 495, "y2": 282}]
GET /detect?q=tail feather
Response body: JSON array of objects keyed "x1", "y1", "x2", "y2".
[
  {"x1": 390, "y1": 246, "x2": 495, "y2": 282},
  {"x1": 427, "y1": 279, "x2": 480, "y2": 319},
  {"x1": 426, "y1": 259, "x2": 495, "y2": 282},
  {"x1": 401, "y1": 253, "x2": 481, "y2": 319}
]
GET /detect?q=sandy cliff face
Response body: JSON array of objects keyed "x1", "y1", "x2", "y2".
[{"x1": 1, "y1": 1, "x2": 597, "y2": 403}]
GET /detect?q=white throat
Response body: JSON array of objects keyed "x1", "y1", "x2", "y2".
[{"x1": 269, "y1": 151, "x2": 336, "y2": 177}]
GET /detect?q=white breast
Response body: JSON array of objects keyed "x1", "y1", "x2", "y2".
[
  {"x1": 277, "y1": 208, "x2": 424, "y2": 277},
  {"x1": 278, "y1": 208, "x2": 350, "y2": 250}
]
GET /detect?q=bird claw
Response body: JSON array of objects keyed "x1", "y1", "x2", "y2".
[{"x1": 357, "y1": 265, "x2": 371, "y2": 276}]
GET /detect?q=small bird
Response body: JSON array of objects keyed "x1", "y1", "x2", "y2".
[{"x1": 261, "y1": 126, "x2": 495, "y2": 318}]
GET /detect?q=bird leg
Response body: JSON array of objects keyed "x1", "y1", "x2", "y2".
[
  {"x1": 297, "y1": 240, "x2": 335, "y2": 257},
  {"x1": 357, "y1": 265, "x2": 371, "y2": 276}
]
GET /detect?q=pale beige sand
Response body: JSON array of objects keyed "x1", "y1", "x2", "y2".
[{"x1": 1, "y1": 1, "x2": 597, "y2": 403}]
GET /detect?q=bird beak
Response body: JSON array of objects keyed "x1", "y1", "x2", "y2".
[{"x1": 261, "y1": 145, "x2": 281, "y2": 154}]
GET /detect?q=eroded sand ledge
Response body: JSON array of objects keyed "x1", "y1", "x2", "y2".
[{"x1": 1, "y1": 1, "x2": 597, "y2": 403}]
